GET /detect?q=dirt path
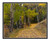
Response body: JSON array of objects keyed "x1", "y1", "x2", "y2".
[
  {"x1": 14, "y1": 23, "x2": 46, "y2": 38},
  {"x1": 9, "y1": 23, "x2": 46, "y2": 38}
]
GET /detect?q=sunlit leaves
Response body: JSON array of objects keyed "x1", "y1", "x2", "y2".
[{"x1": 26, "y1": 9, "x2": 38, "y2": 19}]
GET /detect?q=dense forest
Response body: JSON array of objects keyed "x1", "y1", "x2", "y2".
[{"x1": 3, "y1": 3, "x2": 47, "y2": 38}]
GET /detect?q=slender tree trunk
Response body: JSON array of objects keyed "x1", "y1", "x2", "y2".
[
  {"x1": 37, "y1": 15, "x2": 39, "y2": 23},
  {"x1": 16, "y1": 22, "x2": 18, "y2": 29},
  {"x1": 10, "y1": 3, "x2": 13, "y2": 32},
  {"x1": 28, "y1": 6, "x2": 30, "y2": 26},
  {"x1": 24, "y1": 6, "x2": 26, "y2": 28},
  {"x1": 19, "y1": 4, "x2": 23, "y2": 28},
  {"x1": 24, "y1": 15, "x2": 26, "y2": 28},
  {"x1": 19, "y1": 4, "x2": 22, "y2": 28},
  {"x1": 36, "y1": 5, "x2": 39, "y2": 23},
  {"x1": 27, "y1": 18, "x2": 30, "y2": 26},
  {"x1": 19, "y1": 16, "x2": 23, "y2": 28}
]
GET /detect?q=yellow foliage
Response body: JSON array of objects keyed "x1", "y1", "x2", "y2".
[{"x1": 39, "y1": 3, "x2": 46, "y2": 7}]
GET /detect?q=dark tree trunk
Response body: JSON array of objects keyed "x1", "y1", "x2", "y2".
[
  {"x1": 19, "y1": 16, "x2": 23, "y2": 28},
  {"x1": 16, "y1": 22, "x2": 18, "y2": 29},
  {"x1": 24, "y1": 15, "x2": 26, "y2": 28}
]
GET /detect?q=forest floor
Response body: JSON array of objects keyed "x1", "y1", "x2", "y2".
[{"x1": 9, "y1": 19, "x2": 47, "y2": 38}]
